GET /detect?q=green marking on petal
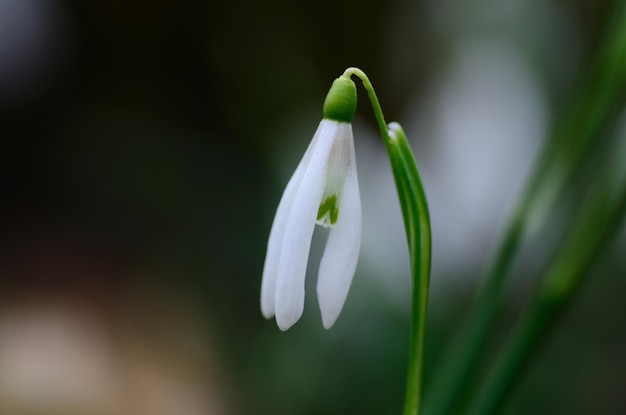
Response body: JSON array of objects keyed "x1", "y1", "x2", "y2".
[{"x1": 317, "y1": 195, "x2": 339, "y2": 227}]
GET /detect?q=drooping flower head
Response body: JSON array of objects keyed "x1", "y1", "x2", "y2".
[{"x1": 261, "y1": 76, "x2": 361, "y2": 330}]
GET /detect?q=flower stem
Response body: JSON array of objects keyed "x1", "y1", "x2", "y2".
[
  {"x1": 342, "y1": 68, "x2": 389, "y2": 145},
  {"x1": 344, "y1": 67, "x2": 432, "y2": 415}
]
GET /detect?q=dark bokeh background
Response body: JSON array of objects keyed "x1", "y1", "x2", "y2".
[{"x1": 0, "y1": 0, "x2": 624, "y2": 414}]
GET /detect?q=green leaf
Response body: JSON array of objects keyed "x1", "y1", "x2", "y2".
[{"x1": 386, "y1": 123, "x2": 432, "y2": 415}]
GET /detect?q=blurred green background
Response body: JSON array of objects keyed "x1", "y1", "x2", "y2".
[{"x1": 0, "y1": 0, "x2": 624, "y2": 414}]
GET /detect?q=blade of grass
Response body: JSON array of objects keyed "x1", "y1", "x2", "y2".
[
  {"x1": 425, "y1": 2, "x2": 626, "y2": 414},
  {"x1": 466, "y1": 164, "x2": 626, "y2": 415},
  {"x1": 387, "y1": 122, "x2": 432, "y2": 415}
]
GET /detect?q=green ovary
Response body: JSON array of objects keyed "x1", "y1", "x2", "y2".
[{"x1": 317, "y1": 195, "x2": 339, "y2": 227}]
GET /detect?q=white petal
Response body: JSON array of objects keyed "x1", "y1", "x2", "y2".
[
  {"x1": 317, "y1": 124, "x2": 361, "y2": 329},
  {"x1": 273, "y1": 120, "x2": 340, "y2": 330},
  {"x1": 261, "y1": 158, "x2": 307, "y2": 318},
  {"x1": 261, "y1": 121, "x2": 329, "y2": 318}
]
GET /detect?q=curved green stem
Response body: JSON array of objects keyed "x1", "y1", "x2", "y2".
[
  {"x1": 342, "y1": 67, "x2": 389, "y2": 143},
  {"x1": 344, "y1": 67, "x2": 432, "y2": 415}
]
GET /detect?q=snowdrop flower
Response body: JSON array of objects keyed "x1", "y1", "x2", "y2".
[{"x1": 261, "y1": 76, "x2": 361, "y2": 331}]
